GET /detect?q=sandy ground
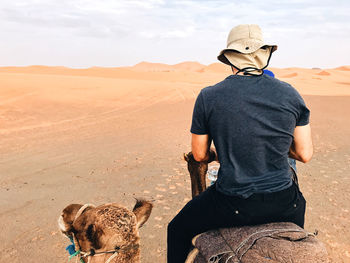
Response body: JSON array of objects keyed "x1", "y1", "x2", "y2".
[{"x1": 0, "y1": 63, "x2": 349, "y2": 262}]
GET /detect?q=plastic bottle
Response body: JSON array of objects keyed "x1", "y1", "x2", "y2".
[{"x1": 207, "y1": 164, "x2": 220, "y2": 185}]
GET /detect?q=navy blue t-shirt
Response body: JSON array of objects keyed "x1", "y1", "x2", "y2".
[{"x1": 191, "y1": 74, "x2": 310, "y2": 198}]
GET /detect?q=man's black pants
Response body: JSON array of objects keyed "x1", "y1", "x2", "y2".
[{"x1": 167, "y1": 182, "x2": 306, "y2": 263}]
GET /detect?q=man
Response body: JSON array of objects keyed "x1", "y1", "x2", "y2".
[{"x1": 167, "y1": 24, "x2": 313, "y2": 263}]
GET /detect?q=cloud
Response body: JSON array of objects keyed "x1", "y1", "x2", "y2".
[{"x1": 0, "y1": 0, "x2": 349, "y2": 67}]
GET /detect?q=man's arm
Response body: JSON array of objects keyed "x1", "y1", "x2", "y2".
[
  {"x1": 191, "y1": 133, "x2": 217, "y2": 162},
  {"x1": 289, "y1": 124, "x2": 313, "y2": 163}
]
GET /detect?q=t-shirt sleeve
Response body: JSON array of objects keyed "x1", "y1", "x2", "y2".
[
  {"x1": 296, "y1": 95, "x2": 310, "y2": 126},
  {"x1": 190, "y1": 91, "x2": 209, "y2": 134}
]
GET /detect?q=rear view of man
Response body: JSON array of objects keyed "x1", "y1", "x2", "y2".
[{"x1": 167, "y1": 24, "x2": 313, "y2": 263}]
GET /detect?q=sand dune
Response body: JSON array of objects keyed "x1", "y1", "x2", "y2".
[
  {"x1": 316, "y1": 70, "x2": 331, "y2": 76},
  {"x1": 131, "y1": 61, "x2": 206, "y2": 72},
  {"x1": 335, "y1": 66, "x2": 350, "y2": 71},
  {"x1": 205, "y1": 63, "x2": 232, "y2": 73},
  {"x1": 281, "y1": 72, "x2": 298, "y2": 78},
  {"x1": 0, "y1": 63, "x2": 350, "y2": 263},
  {"x1": 1, "y1": 64, "x2": 349, "y2": 96},
  {"x1": 173, "y1": 61, "x2": 205, "y2": 72},
  {"x1": 131, "y1": 61, "x2": 175, "y2": 72}
]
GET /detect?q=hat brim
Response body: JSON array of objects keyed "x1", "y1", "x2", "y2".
[{"x1": 218, "y1": 44, "x2": 278, "y2": 66}]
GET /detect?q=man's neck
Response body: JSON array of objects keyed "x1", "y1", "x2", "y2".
[
  {"x1": 231, "y1": 67, "x2": 246, "y2": 76},
  {"x1": 231, "y1": 67, "x2": 262, "y2": 76}
]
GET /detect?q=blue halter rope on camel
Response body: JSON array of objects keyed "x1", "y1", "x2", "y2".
[{"x1": 66, "y1": 235, "x2": 84, "y2": 263}]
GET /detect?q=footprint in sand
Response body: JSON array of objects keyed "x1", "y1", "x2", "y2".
[
  {"x1": 166, "y1": 178, "x2": 172, "y2": 182},
  {"x1": 154, "y1": 216, "x2": 163, "y2": 221},
  {"x1": 156, "y1": 194, "x2": 163, "y2": 198},
  {"x1": 169, "y1": 185, "x2": 176, "y2": 190},
  {"x1": 327, "y1": 240, "x2": 340, "y2": 249},
  {"x1": 32, "y1": 236, "x2": 45, "y2": 242},
  {"x1": 171, "y1": 191, "x2": 178, "y2": 195},
  {"x1": 333, "y1": 224, "x2": 342, "y2": 230},
  {"x1": 163, "y1": 206, "x2": 170, "y2": 210},
  {"x1": 319, "y1": 215, "x2": 330, "y2": 221},
  {"x1": 154, "y1": 224, "x2": 163, "y2": 229},
  {"x1": 143, "y1": 190, "x2": 150, "y2": 194},
  {"x1": 155, "y1": 187, "x2": 166, "y2": 192}
]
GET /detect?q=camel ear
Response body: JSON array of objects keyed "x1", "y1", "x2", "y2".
[
  {"x1": 132, "y1": 199, "x2": 153, "y2": 229},
  {"x1": 58, "y1": 204, "x2": 83, "y2": 236},
  {"x1": 86, "y1": 224, "x2": 103, "y2": 249},
  {"x1": 184, "y1": 152, "x2": 189, "y2": 162}
]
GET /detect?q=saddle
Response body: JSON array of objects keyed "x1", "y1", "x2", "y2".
[{"x1": 185, "y1": 222, "x2": 329, "y2": 263}]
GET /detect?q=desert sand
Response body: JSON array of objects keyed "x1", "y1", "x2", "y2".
[{"x1": 0, "y1": 62, "x2": 349, "y2": 262}]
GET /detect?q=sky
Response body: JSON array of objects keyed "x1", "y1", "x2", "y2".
[{"x1": 0, "y1": 0, "x2": 349, "y2": 68}]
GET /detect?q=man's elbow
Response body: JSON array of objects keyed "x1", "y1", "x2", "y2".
[
  {"x1": 299, "y1": 149, "x2": 313, "y2": 163},
  {"x1": 192, "y1": 152, "x2": 208, "y2": 162}
]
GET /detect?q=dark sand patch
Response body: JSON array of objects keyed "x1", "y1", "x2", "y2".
[
  {"x1": 336, "y1": 82, "x2": 350, "y2": 86},
  {"x1": 335, "y1": 66, "x2": 350, "y2": 71},
  {"x1": 281, "y1": 72, "x2": 298, "y2": 78},
  {"x1": 316, "y1": 70, "x2": 331, "y2": 76}
]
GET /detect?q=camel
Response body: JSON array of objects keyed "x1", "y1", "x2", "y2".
[
  {"x1": 58, "y1": 199, "x2": 153, "y2": 263},
  {"x1": 183, "y1": 149, "x2": 217, "y2": 198},
  {"x1": 183, "y1": 150, "x2": 330, "y2": 263}
]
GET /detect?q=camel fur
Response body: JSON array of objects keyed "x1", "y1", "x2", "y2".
[
  {"x1": 58, "y1": 199, "x2": 153, "y2": 263},
  {"x1": 184, "y1": 149, "x2": 217, "y2": 198}
]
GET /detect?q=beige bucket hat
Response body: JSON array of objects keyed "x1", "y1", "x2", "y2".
[{"x1": 218, "y1": 24, "x2": 277, "y2": 71}]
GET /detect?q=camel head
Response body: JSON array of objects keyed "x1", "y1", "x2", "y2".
[
  {"x1": 184, "y1": 150, "x2": 218, "y2": 198},
  {"x1": 58, "y1": 199, "x2": 153, "y2": 263},
  {"x1": 184, "y1": 152, "x2": 209, "y2": 198},
  {"x1": 183, "y1": 152, "x2": 209, "y2": 180}
]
